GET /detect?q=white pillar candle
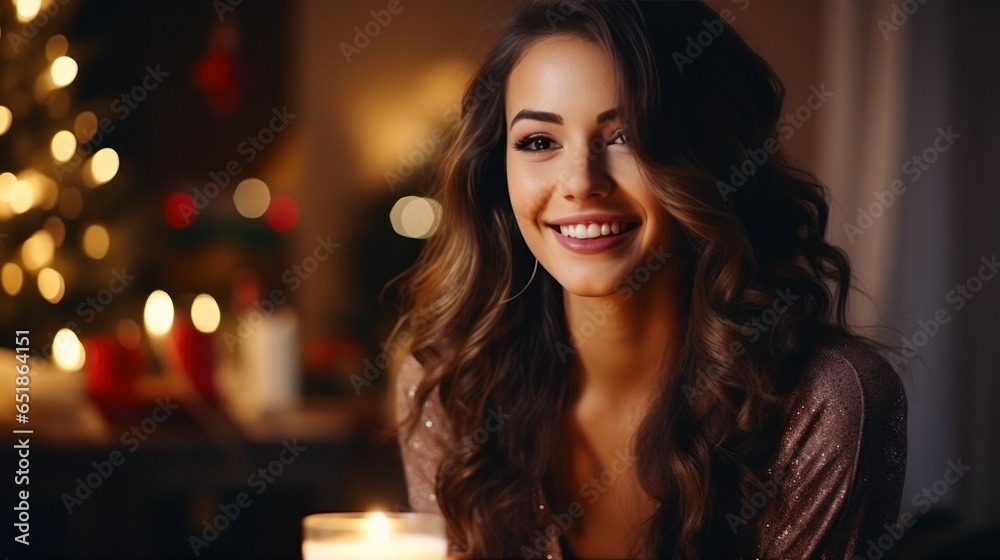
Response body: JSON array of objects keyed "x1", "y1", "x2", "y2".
[
  {"x1": 302, "y1": 534, "x2": 447, "y2": 560},
  {"x1": 302, "y1": 512, "x2": 447, "y2": 560},
  {"x1": 242, "y1": 307, "x2": 300, "y2": 414}
]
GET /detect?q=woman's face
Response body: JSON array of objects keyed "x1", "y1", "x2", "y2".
[{"x1": 505, "y1": 34, "x2": 676, "y2": 297}]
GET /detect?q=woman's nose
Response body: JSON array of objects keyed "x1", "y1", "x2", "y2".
[{"x1": 557, "y1": 139, "x2": 612, "y2": 200}]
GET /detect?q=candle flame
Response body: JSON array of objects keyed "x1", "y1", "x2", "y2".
[{"x1": 367, "y1": 512, "x2": 390, "y2": 543}]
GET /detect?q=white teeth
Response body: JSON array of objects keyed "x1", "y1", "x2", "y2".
[{"x1": 557, "y1": 221, "x2": 630, "y2": 239}]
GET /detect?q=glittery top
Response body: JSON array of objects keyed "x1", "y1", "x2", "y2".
[{"x1": 394, "y1": 341, "x2": 908, "y2": 559}]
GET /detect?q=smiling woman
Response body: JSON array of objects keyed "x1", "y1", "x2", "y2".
[{"x1": 389, "y1": 1, "x2": 906, "y2": 559}]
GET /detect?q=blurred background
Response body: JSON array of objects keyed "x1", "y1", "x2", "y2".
[{"x1": 0, "y1": 0, "x2": 997, "y2": 558}]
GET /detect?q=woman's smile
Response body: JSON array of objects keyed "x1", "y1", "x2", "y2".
[{"x1": 544, "y1": 213, "x2": 642, "y2": 254}]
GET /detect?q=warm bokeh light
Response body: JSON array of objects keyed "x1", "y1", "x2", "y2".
[
  {"x1": 353, "y1": 60, "x2": 473, "y2": 186},
  {"x1": 15, "y1": 0, "x2": 41, "y2": 23},
  {"x1": 191, "y1": 294, "x2": 222, "y2": 334},
  {"x1": 144, "y1": 290, "x2": 175, "y2": 337},
  {"x1": 400, "y1": 197, "x2": 442, "y2": 238},
  {"x1": 116, "y1": 318, "x2": 142, "y2": 350},
  {"x1": 45, "y1": 35, "x2": 69, "y2": 62},
  {"x1": 0, "y1": 106, "x2": 12, "y2": 136},
  {"x1": 0, "y1": 172, "x2": 16, "y2": 204},
  {"x1": 44, "y1": 216, "x2": 66, "y2": 247},
  {"x1": 52, "y1": 328, "x2": 86, "y2": 371},
  {"x1": 390, "y1": 196, "x2": 442, "y2": 239},
  {"x1": 37, "y1": 267, "x2": 66, "y2": 304},
  {"x1": 21, "y1": 230, "x2": 55, "y2": 270},
  {"x1": 84, "y1": 148, "x2": 119, "y2": 186},
  {"x1": 9, "y1": 179, "x2": 35, "y2": 214},
  {"x1": 233, "y1": 178, "x2": 271, "y2": 218},
  {"x1": 82, "y1": 224, "x2": 110, "y2": 259},
  {"x1": 1, "y1": 263, "x2": 24, "y2": 296},
  {"x1": 50, "y1": 56, "x2": 78, "y2": 88},
  {"x1": 25, "y1": 170, "x2": 58, "y2": 210},
  {"x1": 51, "y1": 130, "x2": 77, "y2": 162}
]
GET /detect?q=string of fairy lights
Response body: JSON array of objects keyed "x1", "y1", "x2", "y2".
[
  {"x1": 1, "y1": 0, "x2": 447, "y2": 377},
  {"x1": 0, "y1": 1, "x2": 228, "y2": 375},
  {"x1": 0, "y1": 1, "x2": 126, "y2": 371}
]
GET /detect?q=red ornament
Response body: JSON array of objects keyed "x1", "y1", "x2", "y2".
[
  {"x1": 164, "y1": 192, "x2": 196, "y2": 228},
  {"x1": 265, "y1": 195, "x2": 299, "y2": 232}
]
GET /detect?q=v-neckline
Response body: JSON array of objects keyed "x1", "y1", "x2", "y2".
[
  {"x1": 540, "y1": 449, "x2": 579, "y2": 559},
  {"x1": 536, "y1": 477, "x2": 574, "y2": 560},
  {"x1": 558, "y1": 531, "x2": 578, "y2": 558}
]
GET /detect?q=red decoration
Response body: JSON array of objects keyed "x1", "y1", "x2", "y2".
[
  {"x1": 192, "y1": 20, "x2": 246, "y2": 116},
  {"x1": 193, "y1": 52, "x2": 242, "y2": 115},
  {"x1": 265, "y1": 195, "x2": 299, "y2": 232},
  {"x1": 84, "y1": 335, "x2": 143, "y2": 399},
  {"x1": 164, "y1": 191, "x2": 196, "y2": 228},
  {"x1": 171, "y1": 318, "x2": 218, "y2": 400}
]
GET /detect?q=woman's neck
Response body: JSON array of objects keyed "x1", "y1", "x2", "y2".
[{"x1": 561, "y1": 259, "x2": 685, "y2": 410}]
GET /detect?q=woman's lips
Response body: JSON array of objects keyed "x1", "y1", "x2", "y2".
[{"x1": 547, "y1": 222, "x2": 639, "y2": 253}]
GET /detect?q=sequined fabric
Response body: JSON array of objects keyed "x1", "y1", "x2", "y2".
[{"x1": 394, "y1": 341, "x2": 908, "y2": 559}]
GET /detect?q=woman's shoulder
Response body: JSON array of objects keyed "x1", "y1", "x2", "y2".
[
  {"x1": 787, "y1": 340, "x2": 908, "y2": 430},
  {"x1": 394, "y1": 353, "x2": 438, "y2": 417},
  {"x1": 752, "y1": 340, "x2": 909, "y2": 556},
  {"x1": 394, "y1": 353, "x2": 453, "y2": 436},
  {"x1": 776, "y1": 339, "x2": 908, "y2": 467}
]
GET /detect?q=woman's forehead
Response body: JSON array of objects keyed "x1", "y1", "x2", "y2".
[{"x1": 506, "y1": 35, "x2": 619, "y2": 125}]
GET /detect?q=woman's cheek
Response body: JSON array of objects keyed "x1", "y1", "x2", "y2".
[
  {"x1": 508, "y1": 166, "x2": 553, "y2": 219},
  {"x1": 606, "y1": 152, "x2": 646, "y2": 188}
]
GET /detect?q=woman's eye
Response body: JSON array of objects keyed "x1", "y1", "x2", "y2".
[
  {"x1": 514, "y1": 135, "x2": 559, "y2": 152},
  {"x1": 531, "y1": 137, "x2": 551, "y2": 150},
  {"x1": 609, "y1": 130, "x2": 629, "y2": 145}
]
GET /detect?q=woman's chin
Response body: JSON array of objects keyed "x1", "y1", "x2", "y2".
[{"x1": 553, "y1": 277, "x2": 625, "y2": 298}]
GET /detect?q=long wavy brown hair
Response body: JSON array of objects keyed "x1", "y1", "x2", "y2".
[{"x1": 390, "y1": 1, "x2": 878, "y2": 557}]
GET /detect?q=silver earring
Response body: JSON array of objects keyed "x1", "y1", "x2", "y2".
[{"x1": 499, "y1": 258, "x2": 538, "y2": 304}]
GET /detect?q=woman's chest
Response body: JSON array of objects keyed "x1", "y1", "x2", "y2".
[{"x1": 551, "y1": 406, "x2": 658, "y2": 558}]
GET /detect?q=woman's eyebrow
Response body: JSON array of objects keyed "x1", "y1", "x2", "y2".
[
  {"x1": 596, "y1": 108, "x2": 619, "y2": 124},
  {"x1": 509, "y1": 107, "x2": 621, "y2": 130},
  {"x1": 510, "y1": 109, "x2": 562, "y2": 130}
]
